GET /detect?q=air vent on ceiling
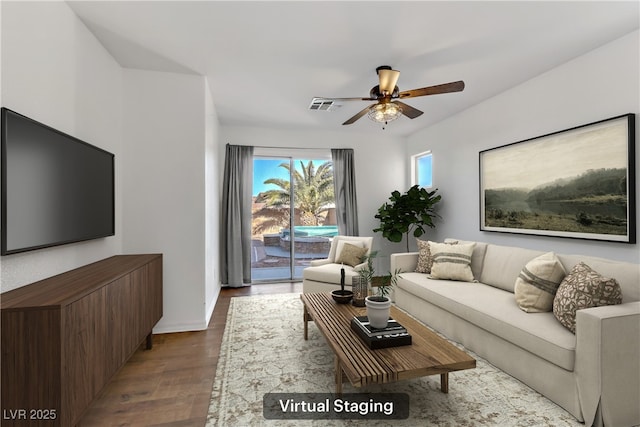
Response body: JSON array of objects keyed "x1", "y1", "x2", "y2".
[{"x1": 309, "y1": 98, "x2": 341, "y2": 111}]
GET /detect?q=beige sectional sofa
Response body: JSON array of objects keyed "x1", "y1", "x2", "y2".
[{"x1": 391, "y1": 238, "x2": 640, "y2": 427}]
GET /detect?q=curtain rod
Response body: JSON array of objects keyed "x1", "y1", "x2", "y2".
[{"x1": 229, "y1": 143, "x2": 348, "y2": 151}]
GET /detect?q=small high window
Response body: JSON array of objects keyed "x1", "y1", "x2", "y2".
[{"x1": 412, "y1": 151, "x2": 433, "y2": 188}]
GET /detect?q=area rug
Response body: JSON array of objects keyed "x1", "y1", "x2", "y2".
[{"x1": 206, "y1": 293, "x2": 581, "y2": 426}]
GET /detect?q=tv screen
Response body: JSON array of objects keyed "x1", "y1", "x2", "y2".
[{"x1": 1, "y1": 107, "x2": 115, "y2": 255}]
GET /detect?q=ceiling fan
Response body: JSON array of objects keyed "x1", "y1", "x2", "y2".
[{"x1": 319, "y1": 65, "x2": 465, "y2": 126}]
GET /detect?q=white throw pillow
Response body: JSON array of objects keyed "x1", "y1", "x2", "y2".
[
  {"x1": 429, "y1": 242, "x2": 476, "y2": 282},
  {"x1": 514, "y1": 252, "x2": 566, "y2": 313}
]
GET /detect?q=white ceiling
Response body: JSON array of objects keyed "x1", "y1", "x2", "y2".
[{"x1": 67, "y1": 1, "x2": 639, "y2": 137}]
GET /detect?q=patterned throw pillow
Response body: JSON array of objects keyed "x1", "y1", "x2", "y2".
[
  {"x1": 429, "y1": 242, "x2": 476, "y2": 282},
  {"x1": 335, "y1": 243, "x2": 368, "y2": 267},
  {"x1": 416, "y1": 239, "x2": 458, "y2": 273},
  {"x1": 415, "y1": 239, "x2": 433, "y2": 273},
  {"x1": 333, "y1": 240, "x2": 364, "y2": 262},
  {"x1": 553, "y1": 262, "x2": 623, "y2": 333},
  {"x1": 514, "y1": 252, "x2": 566, "y2": 313}
]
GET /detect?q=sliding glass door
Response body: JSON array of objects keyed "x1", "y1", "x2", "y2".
[{"x1": 251, "y1": 155, "x2": 337, "y2": 282}]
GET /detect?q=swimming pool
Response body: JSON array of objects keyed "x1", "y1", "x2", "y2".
[{"x1": 282, "y1": 226, "x2": 339, "y2": 238}]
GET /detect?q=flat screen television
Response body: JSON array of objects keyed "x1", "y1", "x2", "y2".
[{"x1": 1, "y1": 107, "x2": 115, "y2": 255}]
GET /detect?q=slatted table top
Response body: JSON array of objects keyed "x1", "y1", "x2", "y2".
[{"x1": 301, "y1": 292, "x2": 476, "y2": 392}]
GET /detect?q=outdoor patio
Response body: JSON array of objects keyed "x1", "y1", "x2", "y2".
[{"x1": 251, "y1": 229, "x2": 336, "y2": 281}]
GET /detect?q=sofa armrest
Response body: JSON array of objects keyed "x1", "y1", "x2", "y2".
[
  {"x1": 390, "y1": 252, "x2": 419, "y2": 273},
  {"x1": 309, "y1": 258, "x2": 331, "y2": 267},
  {"x1": 575, "y1": 301, "x2": 640, "y2": 427}
]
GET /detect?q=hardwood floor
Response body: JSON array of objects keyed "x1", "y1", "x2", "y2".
[{"x1": 79, "y1": 282, "x2": 302, "y2": 426}]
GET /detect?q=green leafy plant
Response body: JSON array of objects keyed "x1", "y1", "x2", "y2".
[
  {"x1": 374, "y1": 185, "x2": 442, "y2": 251},
  {"x1": 357, "y1": 250, "x2": 378, "y2": 285},
  {"x1": 376, "y1": 268, "x2": 401, "y2": 300},
  {"x1": 357, "y1": 251, "x2": 401, "y2": 301}
]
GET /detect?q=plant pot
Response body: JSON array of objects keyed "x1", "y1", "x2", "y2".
[
  {"x1": 365, "y1": 296, "x2": 392, "y2": 329},
  {"x1": 331, "y1": 289, "x2": 353, "y2": 304}
]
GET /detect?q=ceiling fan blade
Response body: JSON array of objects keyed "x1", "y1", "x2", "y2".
[
  {"x1": 316, "y1": 96, "x2": 375, "y2": 102},
  {"x1": 378, "y1": 69, "x2": 400, "y2": 94},
  {"x1": 342, "y1": 104, "x2": 374, "y2": 125},
  {"x1": 399, "y1": 80, "x2": 465, "y2": 99},
  {"x1": 393, "y1": 101, "x2": 423, "y2": 119},
  {"x1": 337, "y1": 97, "x2": 376, "y2": 101}
]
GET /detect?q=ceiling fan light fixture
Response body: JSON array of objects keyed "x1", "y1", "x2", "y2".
[
  {"x1": 332, "y1": 66, "x2": 463, "y2": 126},
  {"x1": 367, "y1": 102, "x2": 403, "y2": 124},
  {"x1": 378, "y1": 68, "x2": 400, "y2": 94}
]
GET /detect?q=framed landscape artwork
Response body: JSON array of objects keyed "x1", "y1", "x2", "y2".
[{"x1": 479, "y1": 113, "x2": 636, "y2": 243}]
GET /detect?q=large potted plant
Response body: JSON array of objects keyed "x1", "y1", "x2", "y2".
[{"x1": 374, "y1": 185, "x2": 442, "y2": 252}]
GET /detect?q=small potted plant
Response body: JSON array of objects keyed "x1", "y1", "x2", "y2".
[
  {"x1": 358, "y1": 252, "x2": 401, "y2": 328},
  {"x1": 365, "y1": 270, "x2": 401, "y2": 329}
]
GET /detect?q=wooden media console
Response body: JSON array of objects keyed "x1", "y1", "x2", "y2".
[{"x1": 1, "y1": 254, "x2": 163, "y2": 426}]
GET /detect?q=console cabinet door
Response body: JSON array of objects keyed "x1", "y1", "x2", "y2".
[
  {"x1": 128, "y1": 265, "x2": 148, "y2": 351},
  {"x1": 105, "y1": 276, "x2": 130, "y2": 376},
  {"x1": 62, "y1": 288, "x2": 106, "y2": 426},
  {"x1": 0, "y1": 308, "x2": 61, "y2": 427},
  {"x1": 147, "y1": 257, "x2": 164, "y2": 330}
]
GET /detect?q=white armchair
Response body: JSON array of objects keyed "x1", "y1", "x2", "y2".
[{"x1": 302, "y1": 235, "x2": 374, "y2": 293}]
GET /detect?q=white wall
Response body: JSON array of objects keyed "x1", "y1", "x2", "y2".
[
  {"x1": 220, "y1": 126, "x2": 406, "y2": 273},
  {"x1": 407, "y1": 30, "x2": 640, "y2": 263},
  {"x1": 0, "y1": 2, "x2": 222, "y2": 333},
  {"x1": 122, "y1": 69, "x2": 212, "y2": 332},
  {"x1": 205, "y1": 78, "x2": 221, "y2": 321},
  {"x1": 0, "y1": 1, "x2": 123, "y2": 292}
]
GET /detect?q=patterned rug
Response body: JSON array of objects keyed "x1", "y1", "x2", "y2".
[{"x1": 206, "y1": 293, "x2": 581, "y2": 426}]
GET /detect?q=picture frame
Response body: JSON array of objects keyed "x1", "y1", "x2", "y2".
[{"x1": 479, "y1": 113, "x2": 636, "y2": 243}]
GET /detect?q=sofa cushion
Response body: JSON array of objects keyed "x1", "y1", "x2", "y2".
[
  {"x1": 397, "y1": 272, "x2": 576, "y2": 370},
  {"x1": 335, "y1": 243, "x2": 367, "y2": 267},
  {"x1": 514, "y1": 252, "x2": 566, "y2": 313},
  {"x1": 480, "y1": 244, "x2": 546, "y2": 293},
  {"x1": 429, "y1": 242, "x2": 476, "y2": 282},
  {"x1": 445, "y1": 238, "x2": 488, "y2": 280},
  {"x1": 553, "y1": 262, "x2": 623, "y2": 333}
]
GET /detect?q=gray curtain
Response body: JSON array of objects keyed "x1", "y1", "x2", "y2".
[
  {"x1": 331, "y1": 148, "x2": 359, "y2": 236},
  {"x1": 221, "y1": 144, "x2": 254, "y2": 287}
]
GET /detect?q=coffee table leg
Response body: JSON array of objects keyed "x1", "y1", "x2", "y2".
[
  {"x1": 440, "y1": 373, "x2": 449, "y2": 393},
  {"x1": 335, "y1": 357, "x2": 343, "y2": 394},
  {"x1": 303, "y1": 305, "x2": 309, "y2": 340}
]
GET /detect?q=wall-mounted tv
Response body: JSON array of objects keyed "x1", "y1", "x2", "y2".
[{"x1": 1, "y1": 107, "x2": 115, "y2": 255}]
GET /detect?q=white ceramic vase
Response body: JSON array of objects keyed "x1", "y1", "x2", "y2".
[{"x1": 365, "y1": 296, "x2": 391, "y2": 329}]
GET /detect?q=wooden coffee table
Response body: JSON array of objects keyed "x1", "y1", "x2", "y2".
[{"x1": 301, "y1": 292, "x2": 476, "y2": 393}]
